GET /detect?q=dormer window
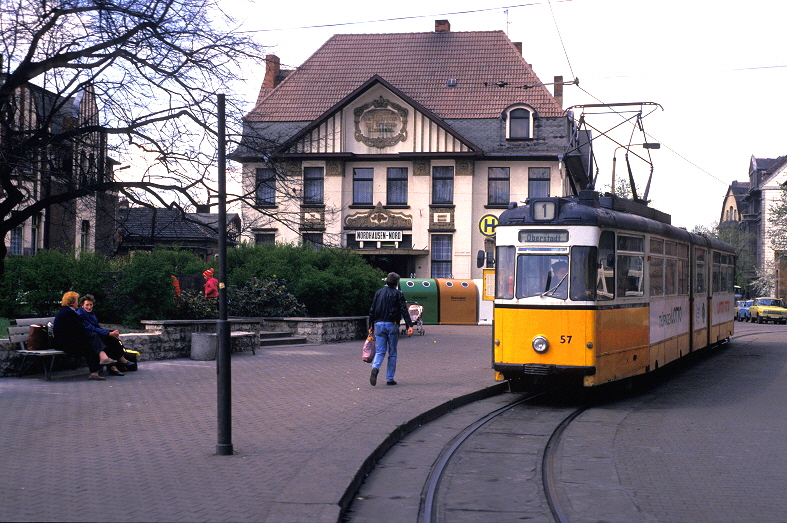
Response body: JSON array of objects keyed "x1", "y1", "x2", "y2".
[{"x1": 505, "y1": 106, "x2": 535, "y2": 140}]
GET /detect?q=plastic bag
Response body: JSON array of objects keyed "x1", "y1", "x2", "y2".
[{"x1": 362, "y1": 335, "x2": 375, "y2": 363}]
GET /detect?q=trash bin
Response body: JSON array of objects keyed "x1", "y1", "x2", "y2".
[
  {"x1": 399, "y1": 278, "x2": 439, "y2": 325},
  {"x1": 436, "y1": 278, "x2": 478, "y2": 325}
]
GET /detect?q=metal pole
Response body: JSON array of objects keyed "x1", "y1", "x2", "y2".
[{"x1": 216, "y1": 93, "x2": 233, "y2": 456}]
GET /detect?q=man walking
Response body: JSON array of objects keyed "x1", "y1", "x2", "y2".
[{"x1": 368, "y1": 272, "x2": 413, "y2": 386}]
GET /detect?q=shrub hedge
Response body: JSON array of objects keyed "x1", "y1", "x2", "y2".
[{"x1": 0, "y1": 244, "x2": 385, "y2": 325}]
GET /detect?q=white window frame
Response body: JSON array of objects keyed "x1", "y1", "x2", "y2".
[{"x1": 504, "y1": 105, "x2": 535, "y2": 140}]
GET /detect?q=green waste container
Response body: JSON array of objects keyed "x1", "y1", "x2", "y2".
[
  {"x1": 436, "y1": 278, "x2": 478, "y2": 325},
  {"x1": 399, "y1": 278, "x2": 439, "y2": 325}
]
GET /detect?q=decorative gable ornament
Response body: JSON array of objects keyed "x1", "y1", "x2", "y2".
[
  {"x1": 354, "y1": 96, "x2": 408, "y2": 148},
  {"x1": 344, "y1": 202, "x2": 412, "y2": 229}
]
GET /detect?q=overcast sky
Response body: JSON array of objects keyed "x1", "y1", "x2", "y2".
[{"x1": 225, "y1": 0, "x2": 787, "y2": 230}]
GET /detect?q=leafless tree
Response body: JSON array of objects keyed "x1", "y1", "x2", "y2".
[{"x1": 0, "y1": 0, "x2": 310, "y2": 265}]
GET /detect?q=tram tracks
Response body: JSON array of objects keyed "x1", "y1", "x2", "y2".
[
  {"x1": 344, "y1": 390, "x2": 592, "y2": 523},
  {"x1": 414, "y1": 390, "x2": 590, "y2": 523}
]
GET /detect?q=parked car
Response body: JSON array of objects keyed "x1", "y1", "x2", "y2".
[
  {"x1": 749, "y1": 297, "x2": 787, "y2": 324},
  {"x1": 736, "y1": 299, "x2": 753, "y2": 321}
]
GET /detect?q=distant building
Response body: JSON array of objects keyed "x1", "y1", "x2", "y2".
[
  {"x1": 721, "y1": 155, "x2": 787, "y2": 297},
  {"x1": 116, "y1": 204, "x2": 241, "y2": 260},
  {"x1": 233, "y1": 20, "x2": 590, "y2": 279},
  {"x1": 1, "y1": 79, "x2": 119, "y2": 258}
]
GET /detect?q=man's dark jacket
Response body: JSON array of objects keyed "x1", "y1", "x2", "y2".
[{"x1": 369, "y1": 285, "x2": 414, "y2": 328}]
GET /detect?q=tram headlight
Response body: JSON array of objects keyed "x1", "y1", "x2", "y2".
[{"x1": 532, "y1": 336, "x2": 549, "y2": 354}]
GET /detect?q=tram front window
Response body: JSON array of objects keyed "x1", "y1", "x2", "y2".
[{"x1": 516, "y1": 255, "x2": 569, "y2": 299}]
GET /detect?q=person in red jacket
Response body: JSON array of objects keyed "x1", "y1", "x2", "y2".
[{"x1": 203, "y1": 268, "x2": 219, "y2": 298}]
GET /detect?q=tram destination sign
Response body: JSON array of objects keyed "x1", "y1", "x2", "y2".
[
  {"x1": 355, "y1": 230, "x2": 403, "y2": 241},
  {"x1": 519, "y1": 230, "x2": 569, "y2": 243}
]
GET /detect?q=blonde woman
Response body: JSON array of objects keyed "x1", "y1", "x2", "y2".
[{"x1": 52, "y1": 291, "x2": 116, "y2": 381}]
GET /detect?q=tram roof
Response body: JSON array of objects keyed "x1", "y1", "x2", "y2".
[{"x1": 499, "y1": 191, "x2": 734, "y2": 252}]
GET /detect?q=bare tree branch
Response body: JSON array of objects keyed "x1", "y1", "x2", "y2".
[{"x1": 0, "y1": 0, "x2": 311, "y2": 263}]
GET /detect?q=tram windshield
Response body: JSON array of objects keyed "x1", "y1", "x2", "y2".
[{"x1": 495, "y1": 246, "x2": 597, "y2": 301}]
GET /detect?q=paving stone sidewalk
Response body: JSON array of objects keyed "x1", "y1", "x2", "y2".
[{"x1": 0, "y1": 325, "x2": 499, "y2": 523}]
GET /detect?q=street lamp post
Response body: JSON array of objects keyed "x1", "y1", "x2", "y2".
[{"x1": 216, "y1": 93, "x2": 232, "y2": 456}]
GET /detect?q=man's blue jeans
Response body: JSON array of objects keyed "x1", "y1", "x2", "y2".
[{"x1": 372, "y1": 322, "x2": 399, "y2": 382}]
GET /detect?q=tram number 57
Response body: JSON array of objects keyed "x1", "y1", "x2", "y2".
[{"x1": 560, "y1": 335, "x2": 572, "y2": 343}]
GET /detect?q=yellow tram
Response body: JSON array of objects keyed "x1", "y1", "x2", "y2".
[{"x1": 491, "y1": 190, "x2": 735, "y2": 389}]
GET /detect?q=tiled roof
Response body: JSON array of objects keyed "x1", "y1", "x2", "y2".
[
  {"x1": 119, "y1": 207, "x2": 239, "y2": 241},
  {"x1": 247, "y1": 30, "x2": 564, "y2": 122}
]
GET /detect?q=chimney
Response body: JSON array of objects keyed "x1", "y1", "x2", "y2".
[
  {"x1": 513, "y1": 42, "x2": 523, "y2": 55},
  {"x1": 435, "y1": 20, "x2": 450, "y2": 33},
  {"x1": 553, "y1": 75, "x2": 564, "y2": 109},
  {"x1": 263, "y1": 55, "x2": 281, "y2": 89}
]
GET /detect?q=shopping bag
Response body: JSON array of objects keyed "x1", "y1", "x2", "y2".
[
  {"x1": 27, "y1": 325, "x2": 49, "y2": 351},
  {"x1": 362, "y1": 335, "x2": 375, "y2": 363}
]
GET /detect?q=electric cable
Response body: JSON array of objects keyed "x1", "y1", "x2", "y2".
[{"x1": 239, "y1": 1, "x2": 571, "y2": 33}]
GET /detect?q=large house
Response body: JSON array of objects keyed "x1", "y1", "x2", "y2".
[
  {"x1": 234, "y1": 20, "x2": 589, "y2": 279},
  {"x1": 116, "y1": 203, "x2": 241, "y2": 260},
  {"x1": 720, "y1": 155, "x2": 787, "y2": 297},
  {"x1": 1, "y1": 79, "x2": 118, "y2": 258}
]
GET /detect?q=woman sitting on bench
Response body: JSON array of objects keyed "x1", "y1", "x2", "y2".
[
  {"x1": 77, "y1": 294, "x2": 135, "y2": 376},
  {"x1": 53, "y1": 292, "x2": 116, "y2": 381}
]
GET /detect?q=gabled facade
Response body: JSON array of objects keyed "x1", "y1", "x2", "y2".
[
  {"x1": 235, "y1": 20, "x2": 587, "y2": 279},
  {"x1": 2, "y1": 80, "x2": 118, "y2": 258}
]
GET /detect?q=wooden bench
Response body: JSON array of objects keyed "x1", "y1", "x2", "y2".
[{"x1": 8, "y1": 317, "x2": 63, "y2": 380}]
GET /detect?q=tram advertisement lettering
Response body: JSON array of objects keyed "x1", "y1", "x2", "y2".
[
  {"x1": 716, "y1": 300, "x2": 731, "y2": 314},
  {"x1": 658, "y1": 306, "x2": 683, "y2": 327}
]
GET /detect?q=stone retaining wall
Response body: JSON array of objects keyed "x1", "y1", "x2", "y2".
[
  {"x1": 0, "y1": 317, "x2": 367, "y2": 377},
  {"x1": 260, "y1": 316, "x2": 368, "y2": 343}
]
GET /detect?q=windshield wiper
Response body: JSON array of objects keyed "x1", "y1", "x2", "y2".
[{"x1": 541, "y1": 274, "x2": 567, "y2": 297}]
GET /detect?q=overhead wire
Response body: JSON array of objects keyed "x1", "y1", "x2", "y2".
[
  {"x1": 575, "y1": 85, "x2": 728, "y2": 187},
  {"x1": 547, "y1": 0, "x2": 574, "y2": 79},
  {"x1": 239, "y1": 1, "x2": 572, "y2": 33}
]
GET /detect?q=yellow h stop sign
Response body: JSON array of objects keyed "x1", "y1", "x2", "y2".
[{"x1": 479, "y1": 214, "x2": 498, "y2": 237}]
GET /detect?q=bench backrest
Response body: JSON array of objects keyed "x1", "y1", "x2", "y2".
[{"x1": 8, "y1": 317, "x2": 55, "y2": 350}]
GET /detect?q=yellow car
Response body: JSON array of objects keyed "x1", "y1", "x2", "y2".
[{"x1": 749, "y1": 297, "x2": 787, "y2": 324}]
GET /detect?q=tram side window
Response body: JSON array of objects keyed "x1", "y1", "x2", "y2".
[
  {"x1": 495, "y1": 246, "x2": 515, "y2": 300},
  {"x1": 712, "y1": 251, "x2": 721, "y2": 293},
  {"x1": 649, "y1": 238, "x2": 664, "y2": 297},
  {"x1": 617, "y1": 235, "x2": 645, "y2": 298},
  {"x1": 570, "y1": 246, "x2": 597, "y2": 301},
  {"x1": 725, "y1": 259, "x2": 735, "y2": 293},
  {"x1": 649, "y1": 256, "x2": 664, "y2": 296},
  {"x1": 695, "y1": 248, "x2": 707, "y2": 293},
  {"x1": 597, "y1": 231, "x2": 615, "y2": 300},
  {"x1": 664, "y1": 241, "x2": 677, "y2": 295},
  {"x1": 713, "y1": 252, "x2": 735, "y2": 293},
  {"x1": 678, "y1": 244, "x2": 689, "y2": 295},
  {"x1": 665, "y1": 258, "x2": 677, "y2": 295}
]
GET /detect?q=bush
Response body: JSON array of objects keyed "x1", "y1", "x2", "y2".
[
  {"x1": 227, "y1": 244, "x2": 384, "y2": 316},
  {"x1": 176, "y1": 289, "x2": 218, "y2": 319},
  {"x1": 110, "y1": 248, "x2": 204, "y2": 323},
  {"x1": 229, "y1": 277, "x2": 307, "y2": 317},
  {"x1": 0, "y1": 243, "x2": 383, "y2": 322}
]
